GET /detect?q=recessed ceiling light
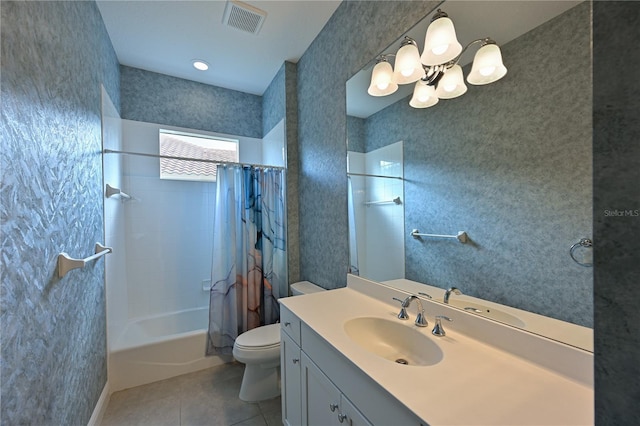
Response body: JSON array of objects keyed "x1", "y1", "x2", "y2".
[{"x1": 193, "y1": 60, "x2": 209, "y2": 71}]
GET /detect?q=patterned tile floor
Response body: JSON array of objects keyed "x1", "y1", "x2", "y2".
[{"x1": 100, "y1": 362, "x2": 281, "y2": 426}]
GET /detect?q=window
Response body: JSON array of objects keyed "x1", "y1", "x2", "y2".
[{"x1": 159, "y1": 129, "x2": 239, "y2": 182}]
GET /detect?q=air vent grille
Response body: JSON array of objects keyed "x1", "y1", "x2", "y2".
[{"x1": 223, "y1": 0, "x2": 267, "y2": 35}]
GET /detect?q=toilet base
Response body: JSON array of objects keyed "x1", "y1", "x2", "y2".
[{"x1": 238, "y1": 364, "x2": 280, "y2": 402}]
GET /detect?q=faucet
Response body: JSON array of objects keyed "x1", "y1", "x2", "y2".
[
  {"x1": 432, "y1": 315, "x2": 453, "y2": 337},
  {"x1": 443, "y1": 287, "x2": 462, "y2": 304},
  {"x1": 393, "y1": 295, "x2": 428, "y2": 327}
]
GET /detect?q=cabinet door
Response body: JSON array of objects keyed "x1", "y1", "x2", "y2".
[
  {"x1": 281, "y1": 331, "x2": 301, "y2": 426},
  {"x1": 340, "y1": 395, "x2": 373, "y2": 426},
  {"x1": 301, "y1": 353, "x2": 341, "y2": 426}
]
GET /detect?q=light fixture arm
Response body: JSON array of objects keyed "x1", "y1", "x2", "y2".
[{"x1": 445, "y1": 37, "x2": 497, "y2": 69}]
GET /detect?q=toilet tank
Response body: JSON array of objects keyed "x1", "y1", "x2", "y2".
[{"x1": 290, "y1": 281, "x2": 325, "y2": 296}]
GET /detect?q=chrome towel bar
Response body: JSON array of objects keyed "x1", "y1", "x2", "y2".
[
  {"x1": 364, "y1": 196, "x2": 402, "y2": 206},
  {"x1": 58, "y1": 243, "x2": 112, "y2": 278},
  {"x1": 411, "y1": 229, "x2": 468, "y2": 243}
]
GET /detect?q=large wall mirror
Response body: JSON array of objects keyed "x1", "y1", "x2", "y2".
[{"x1": 346, "y1": 1, "x2": 592, "y2": 351}]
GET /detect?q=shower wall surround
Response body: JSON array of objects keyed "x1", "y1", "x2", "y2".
[
  {"x1": 1, "y1": 1, "x2": 119, "y2": 424},
  {"x1": 362, "y1": 4, "x2": 592, "y2": 327}
]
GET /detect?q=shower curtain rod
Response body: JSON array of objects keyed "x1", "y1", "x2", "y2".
[{"x1": 103, "y1": 149, "x2": 286, "y2": 170}]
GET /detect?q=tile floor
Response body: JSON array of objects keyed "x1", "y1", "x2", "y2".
[{"x1": 100, "y1": 362, "x2": 281, "y2": 426}]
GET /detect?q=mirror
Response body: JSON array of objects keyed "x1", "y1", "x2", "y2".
[{"x1": 346, "y1": 1, "x2": 592, "y2": 351}]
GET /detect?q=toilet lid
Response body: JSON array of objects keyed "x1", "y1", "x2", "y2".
[{"x1": 235, "y1": 323, "x2": 281, "y2": 349}]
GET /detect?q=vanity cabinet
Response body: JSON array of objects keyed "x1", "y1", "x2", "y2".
[
  {"x1": 301, "y1": 352, "x2": 371, "y2": 426},
  {"x1": 280, "y1": 305, "x2": 423, "y2": 426},
  {"x1": 281, "y1": 331, "x2": 302, "y2": 426}
]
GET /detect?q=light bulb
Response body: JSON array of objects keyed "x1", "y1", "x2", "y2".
[
  {"x1": 467, "y1": 43, "x2": 507, "y2": 85},
  {"x1": 368, "y1": 60, "x2": 398, "y2": 96},
  {"x1": 434, "y1": 64, "x2": 467, "y2": 99},
  {"x1": 432, "y1": 44, "x2": 449, "y2": 55},
  {"x1": 401, "y1": 67, "x2": 414, "y2": 77},
  {"x1": 480, "y1": 66, "x2": 496, "y2": 76},
  {"x1": 393, "y1": 39, "x2": 425, "y2": 84}
]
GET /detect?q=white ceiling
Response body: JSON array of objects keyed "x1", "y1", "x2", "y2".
[
  {"x1": 96, "y1": 0, "x2": 342, "y2": 96},
  {"x1": 96, "y1": 0, "x2": 581, "y2": 106}
]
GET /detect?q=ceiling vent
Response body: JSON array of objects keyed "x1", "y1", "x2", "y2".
[{"x1": 223, "y1": 0, "x2": 267, "y2": 35}]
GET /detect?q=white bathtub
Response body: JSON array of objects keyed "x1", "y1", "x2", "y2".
[{"x1": 108, "y1": 307, "x2": 232, "y2": 391}]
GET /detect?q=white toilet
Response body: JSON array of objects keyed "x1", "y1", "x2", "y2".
[{"x1": 232, "y1": 281, "x2": 325, "y2": 402}]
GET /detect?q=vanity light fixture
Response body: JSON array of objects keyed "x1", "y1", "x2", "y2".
[
  {"x1": 192, "y1": 60, "x2": 210, "y2": 71},
  {"x1": 367, "y1": 8, "x2": 507, "y2": 108}
]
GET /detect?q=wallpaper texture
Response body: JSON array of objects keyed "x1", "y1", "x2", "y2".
[
  {"x1": 297, "y1": 0, "x2": 440, "y2": 288},
  {"x1": 0, "y1": 1, "x2": 119, "y2": 424},
  {"x1": 262, "y1": 61, "x2": 301, "y2": 285},
  {"x1": 593, "y1": 1, "x2": 640, "y2": 422},
  {"x1": 120, "y1": 65, "x2": 262, "y2": 138},
  {"x1": 362, "y1": 3, "x2": 592, "y2": 327}
]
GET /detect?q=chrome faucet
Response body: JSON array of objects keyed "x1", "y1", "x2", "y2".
[
  {"x1": 393, "y1": 295, "x2": 428, "y2": 327},
  {"x1": 443, "y1": 287, "x2": 462, "y2": 304},
  {"x1": 432, "y1": 315, "x2": 453, "y2": 337}
]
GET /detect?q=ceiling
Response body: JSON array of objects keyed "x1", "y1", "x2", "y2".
[
  {"x1": 96, "y1": 0, "x2": 581, "y2": 105},
  {"x1": 96, "y1": 0, "x2": 342, "y2": 96}
]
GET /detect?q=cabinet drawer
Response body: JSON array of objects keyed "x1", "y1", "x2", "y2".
[{"x1": 281, "y1": 305, "x2": 301, "y2": 345}]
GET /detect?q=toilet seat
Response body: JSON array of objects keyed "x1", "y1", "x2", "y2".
[{"x1": 234, "y1": 323, "x2": 280, "y2": 350}]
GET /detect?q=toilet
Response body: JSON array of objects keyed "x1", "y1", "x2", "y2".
[{"x1": 232, "y1": 281, "x2": 325, "y2": 402}]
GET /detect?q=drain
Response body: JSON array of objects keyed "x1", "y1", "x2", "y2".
[{"x1": 395, "y1": 358, "x2": 409, "y2": 365}]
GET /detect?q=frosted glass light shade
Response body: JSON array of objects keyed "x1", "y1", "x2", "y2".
[
  {"x1": 368, "y1": 61, "x2": 398, "y2": 96},
  {"x1": 409, "y1": 81, "x2": 439, "y2": 108},
  {"x1": 435, "y1": 65, "x2": 467, "y2": 99},
  {"x1": 421, "y1": 17, "x2": 463, "y2": 65},
  {"x1": 393, "y1": 42, "x2": 425, "y2": 85},
  {"x1": 467, "y1": 43, "x2": 507, "y2": 85}
]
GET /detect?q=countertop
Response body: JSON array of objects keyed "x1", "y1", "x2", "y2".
[{"x1": 280, "y1": 282, "x2": 594, "y2": 425}]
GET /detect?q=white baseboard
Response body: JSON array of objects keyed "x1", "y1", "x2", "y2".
[{"x1": 87, "y1": 380, "x2": 110, "y2": 426}]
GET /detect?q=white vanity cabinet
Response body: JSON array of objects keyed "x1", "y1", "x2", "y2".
[
  {"x1": 280, "y1": 305, "x2": 423, "y2": 426},
  {"x1": 281, "y1": 308, "x2": 302, "y2": 426},
  {"x1": 301, "y1": 352, "x2": 371, "y2": 426}
]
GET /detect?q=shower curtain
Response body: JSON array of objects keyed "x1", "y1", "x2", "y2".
[{"x1": 206, "y1": 165, "x2": 287, "y2": 355}]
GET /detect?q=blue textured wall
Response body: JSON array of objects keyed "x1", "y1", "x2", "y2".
[
  {"x1": 262, "y1": 61, "x2": 301, "y2": 284},
  {"x1": 362, "y1": 3, "x2": 592, "y2": 327},
  {"x1": 263, "y1": 63, "x2": 286, "y2": 136},
  {"x1": 593, "y1": 1, "x2": 640, "y2": 422},
  {"x1": 120, "y1": 65, "x2": 262, "y2": 138},
  {"x1": 0, "y1": 1, "x2": 119, "y2": 424},
  {"x1": 297, "y1": 0, "x2": 440, "y2": 288}
]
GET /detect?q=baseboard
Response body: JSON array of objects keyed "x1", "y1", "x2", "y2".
[{"x1": 87, "y1": 380, "x2": 110, "y2": 426}]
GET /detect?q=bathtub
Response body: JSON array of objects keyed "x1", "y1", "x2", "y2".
[{"x1": 108, "y1": 307, "x2": 232, "y2": 391}]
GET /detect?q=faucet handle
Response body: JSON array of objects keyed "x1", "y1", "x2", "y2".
[
  {"x1": 432, "y1": 315, "x2": 453, "y2": 336},
  {"x1": 418, "y1": 292, "x2": 432, "y2": 299},
  {"x1": 392, "y1": 297, "x2": 410, "y2": 320}
]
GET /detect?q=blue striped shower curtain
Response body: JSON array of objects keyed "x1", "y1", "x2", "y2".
[{"x1": 206, "y1": 165, "x2": 287, "y2": 355}]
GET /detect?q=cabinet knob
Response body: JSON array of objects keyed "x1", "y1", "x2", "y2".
[
  {"x1": 329, "y1": 403, "x2": 339, "y2": 412},
  {"x1": 337, "y1": 413, "x2": 347, "y2": 423},
  {"x1": 284, "y1": 321, "x2": 291, "y2": 327},
  {"x1": 292, "y1": 358, "x2": 299, "y2": 364}
]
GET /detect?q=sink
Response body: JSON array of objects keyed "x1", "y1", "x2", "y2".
[
  {"x1": 343, "y1": 317, "x2": 443, "y2": 366},
  {"x1": 449, "y1": 301, "x2": 526, "y2": 328}
]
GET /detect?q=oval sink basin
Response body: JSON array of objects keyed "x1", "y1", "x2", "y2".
[
  {"x1": 343, "y1": 317, "x2": 443, "y2": 366},
  {"x1": 449, "y1": 301, "x2": 526, "y2": 328}
]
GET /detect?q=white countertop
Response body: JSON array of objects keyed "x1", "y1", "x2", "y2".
[{"x1": 280, "y1": 282, "x2": 594, "y2": 425}]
